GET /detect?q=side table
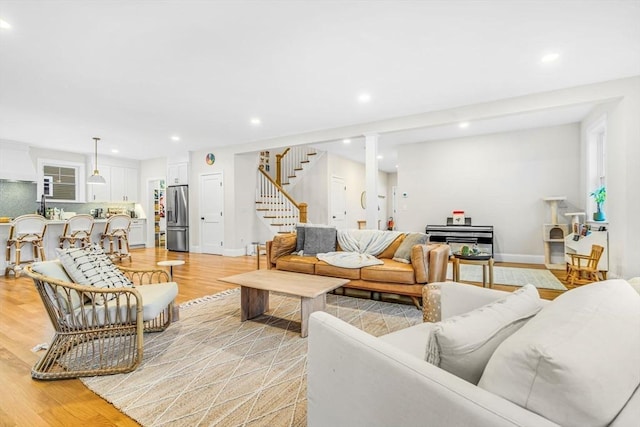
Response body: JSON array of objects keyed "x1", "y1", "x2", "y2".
[
  {"x1": 157, "y1": 260, "x2": 185, "y2": 322},
  {"x1": 452, "y1": 255, "x2": 494, "y2": 288}
]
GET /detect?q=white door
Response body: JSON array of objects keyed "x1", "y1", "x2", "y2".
[
  {"x1": 200, "y1": 173, "x2": 224, "y2": 255},
  {"x1": 330, "y1": 175, "x2": 346, "y2": 229}
]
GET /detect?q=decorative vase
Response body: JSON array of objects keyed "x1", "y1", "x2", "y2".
[{"x1": 593, "y1": 204, "x2": 606, "y2": 222}]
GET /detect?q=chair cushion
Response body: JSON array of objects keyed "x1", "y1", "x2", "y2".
[
  {"x1": 57, "y1": 245, "x2": 133, "y2": 305},
  {"x1": 66, "y1": 282, "x2": 179, "y2": 327},
  {"x1": 478, "y1": 279, "x2": 640, "y2": 427},
  {"x1": 425, "y1": 284, "x2": 542, "y2": 384},
  {"x1": 393, "y1": 232, "x2": 428, "y2": 263}
]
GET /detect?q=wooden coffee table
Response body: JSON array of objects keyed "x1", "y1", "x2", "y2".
[{"x1": 220, "y1": 270, "x2": 349, "y2": 337}]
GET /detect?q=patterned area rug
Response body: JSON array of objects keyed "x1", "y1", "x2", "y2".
[
  {"x1": 447, "y1": 264, "x2": 567, "y2": 290},
  {"x1": 81, "y1": 289, "x2": 422, "y2": 426}
]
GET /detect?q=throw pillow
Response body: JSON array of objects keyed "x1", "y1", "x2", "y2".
[
  {"x1": 295, "y1": 225, "x2": 306, "y2": 253},
  {"x1": 303, "y1": 226, "x2": 337, "y2": 256},
  {"x1": 393, "y1": 232, "x2": 429, "y2": 263},
  {"x1": 425, "y1": 284, "x2": 542, "y2": 385},
  {"x1": 31, "y1": 260, "x2": 83, "y2": 314},
  {"x1": 57, "y1": 245, "x2": 133, "y2": 305},
  {"x1": 377, "y1": 234, "x2": 406, "y2": 259},
  {"x1": 269, "y1": 233, "x2": 297, "y2": 264},
  {"x1": 478, "y1": 279, "x2": 640, "y2": 427}
]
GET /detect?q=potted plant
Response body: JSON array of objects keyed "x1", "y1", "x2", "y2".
[{"x1": 590, "y1": 186, "x2": 606, "y2": 221}]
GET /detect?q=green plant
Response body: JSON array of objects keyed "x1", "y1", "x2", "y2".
[{"x1": 590, "y1": 186, "x2": 606, "y2": 205}]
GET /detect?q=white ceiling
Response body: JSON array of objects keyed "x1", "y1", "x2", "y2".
[{"x1": 0, "y1": 1, "x2": 639, "y2": 172}]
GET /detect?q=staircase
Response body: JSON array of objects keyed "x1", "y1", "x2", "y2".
[{"x1": 255, "y1": 146, "x2": 319, "y2": 234}]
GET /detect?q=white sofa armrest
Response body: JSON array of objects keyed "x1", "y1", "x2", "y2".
[{"x1": 308, "y1": 311, "x2": 560, "y2": 427}]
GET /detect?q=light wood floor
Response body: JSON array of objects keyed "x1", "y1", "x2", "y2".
[{"x1": 0, "y1": 248, "x2": 571, "y2": 426}]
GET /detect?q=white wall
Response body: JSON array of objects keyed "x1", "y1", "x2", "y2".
[{"x1": 397, "y1": 124, "x2": 581, "y2": 263}]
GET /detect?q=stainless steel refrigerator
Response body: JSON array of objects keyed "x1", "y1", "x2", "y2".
[{"x1": 166, "y1": 185, "x2": 189, "y2": 251}]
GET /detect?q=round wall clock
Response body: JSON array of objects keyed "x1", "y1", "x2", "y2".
[{"x1": 205, "y1": 153, "x2": 215, "y2": 165}]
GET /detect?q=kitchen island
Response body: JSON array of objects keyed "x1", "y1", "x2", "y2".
[{"x1": 1, "y1": 218, "x2": 146, "y2": 276}]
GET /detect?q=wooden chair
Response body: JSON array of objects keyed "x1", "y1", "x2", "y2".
[
  {"x1": 5, "y1": 214, "x2": 47, "y2": 277},
  {"x1": 59, "y1": 214, "x2": 94, "y2": 249},
  {"x1": 25, "y1": 262, "x2": 177, "y2": 380},
  {"x1": 101, "y1": 214, "x2": 132, "y2": 263},
  {"x1": 566, "y1": 244, "x2": 605, "y2": 286}
]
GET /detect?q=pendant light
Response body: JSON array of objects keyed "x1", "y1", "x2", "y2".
[{"x1": 87, "y1": 137, "x2": 106, "y2": 185}]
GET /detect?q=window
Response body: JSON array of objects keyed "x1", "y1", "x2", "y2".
[
  {"x1": 37, "y1": 159, "x2": 86, "y2": 202},
  {"x1": 586, "y1": 116, "x2": 606, "y2": 216}
]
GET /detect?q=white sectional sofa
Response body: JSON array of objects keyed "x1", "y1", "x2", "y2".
[{"x1": 307, "y1": 280, "x2": 640, "y2": 427}]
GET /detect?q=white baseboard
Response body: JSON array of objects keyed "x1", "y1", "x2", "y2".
[{"x1": 224, "y1": 248, "x2": 247, "y2": 257}]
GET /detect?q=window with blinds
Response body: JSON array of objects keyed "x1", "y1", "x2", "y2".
[{"x1": 43, "y1": 165, "x2": 77, "y2": 200}]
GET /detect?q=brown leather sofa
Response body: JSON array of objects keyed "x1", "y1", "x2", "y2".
[{"x1": 265, "y1": 232, "x2": 450, "y2": 308}]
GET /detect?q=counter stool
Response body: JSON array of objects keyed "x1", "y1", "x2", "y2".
[
  {"x1": 5, "y1": 214, "x2": 48, "y2": 277},
  {"x1": 59, "y1": 214, "x2": 95, "y2": 249},
  {"x1": 101, "y1": 214, "x2": 132, "y2": 263}
]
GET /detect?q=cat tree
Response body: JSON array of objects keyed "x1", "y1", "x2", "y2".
[{"x1": 542, "y1": 197, "x2": 571, "y2": 270}]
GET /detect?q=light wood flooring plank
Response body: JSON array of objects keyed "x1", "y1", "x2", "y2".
[{"x1": 0, "y1": 247, "x2": 572, "y2": 426}]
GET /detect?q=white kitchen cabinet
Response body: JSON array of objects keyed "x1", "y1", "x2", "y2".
[
  {"x1": 129, "y1": 219, "x2": 146, "y2": 247},
  {"x1": 87, "y1": 167, "x2": 112, "y2": 202},
  {"x1": 87, "y1": 165, "x2": 138, "y2": 202},
  {"x1": 110, "y1": 166, "x2": 138, "y2": 202},
  {"x1": 167, "y1": 162, "x2": 189, "y2": 185}
]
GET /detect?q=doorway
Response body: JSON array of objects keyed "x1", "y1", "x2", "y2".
[
  {"x1": 200, "y1": 172, "x2": 224, "y2": 255},
  {"x1": 330, "y1": 175, "x2": 346, "y2": 229}
]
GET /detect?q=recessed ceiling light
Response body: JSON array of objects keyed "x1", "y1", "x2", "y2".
[
  {"x1": 171, "y1": 135, "x2": 180, "y2": 141},
  {"x1": 541, "y1": 52, "x2": 560, "y2": 63},
  {"x1": 250, "y1": 117, "x2": 262, "y2": 125},
  {"x1": 459, "y1": 122, "x2": 470, "y2": 129},
  {"x1": 395, "y1": 165, "x2": 399, "y2": 168},
  {"x1": 358, "y1": 93, "x2": 371, "y2": 103},
  {"x1": 0, "y1": 19, "x2": 11, "y2": 30},
  {"x1": 377, "y1": 155, "x2": 383, "y2": 159},
  {"x1": 342, "y1": 139, "x2": 351, "y2": 144},
  {"x1": 111, "y1": 149, "x2": 119, "y2": 154}
]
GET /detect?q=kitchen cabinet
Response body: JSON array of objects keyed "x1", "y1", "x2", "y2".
[
  {"x1": 129, "y1": 219, "x2": 146, "y2": 247},
  {"x1": 167, "y1": 162, "x2": 189, "y2": 185},
  {"x1": 87, "y1": 167, "x2": 112, "y2": 202},
  {"x1": 86, "y1": 165, "x2": 138, "y2": 202}
]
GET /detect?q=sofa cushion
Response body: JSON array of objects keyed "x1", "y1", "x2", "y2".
[
  {"x1": 57, "y1": 245, "x2": 133, "y2": 305},
  {"x1": 275, "y1": 254, "x2": 318, "y2": 274},
  {"x1": 425, "y1": 284, "x2": 542, "y2": 384},
  {"x1": 393, "y1": 232, "x2": 429, "y2": 263},
  {"x1": 303, "y1": 226, "x2": 337, "y2": 255},
  {"x1": 377, "y1": 234, "x2": 406, "y2": 259},
  {"x1": 361, "y1": 259, "x2": 416, "y2": 284},
  {"x1": 315, "y1": 261, "x2": 361, "y2": 280},
  {"x1": 478, "y1": 279, "x2": 640, "y2": 427},
  {"x1": 269, "y1": 233, "x2": 297, "y2": 264}
]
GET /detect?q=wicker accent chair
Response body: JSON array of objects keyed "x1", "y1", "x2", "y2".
[
  {"x1": 101, "y1": 214, "x2": 132, "y2": 263},
  {"x1": 25, "y1": 261, "x2": 178, "y2": 380}
]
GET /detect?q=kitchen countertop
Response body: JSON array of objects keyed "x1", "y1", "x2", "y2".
[{"x1": 0, "y1": 218, "x2": 146, "y2": 226}]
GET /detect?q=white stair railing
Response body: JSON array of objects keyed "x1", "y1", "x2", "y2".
[
  {"x1": 276, "y1": 146, "x2": 318, "y2": 187},
  {"x1": 256, "y1": 169, "x2": 307, "y2": 234}
]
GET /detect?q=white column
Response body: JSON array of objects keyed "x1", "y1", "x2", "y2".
[{"x1": 364, "y1": 133, "x2": 379, "y2": 230}]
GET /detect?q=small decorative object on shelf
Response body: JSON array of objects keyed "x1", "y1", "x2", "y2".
[
  {"x1": 590, "y1": 186, "x2": 606, "y2": 222},
  {"x1": 452, "y1": 210, "x2": 465, "y2": 225}
]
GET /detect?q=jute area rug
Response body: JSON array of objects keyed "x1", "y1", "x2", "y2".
[
  {"x1": 446, "y1": 264, "x2": 567, "y2": 290},
  {"x1": 81, "y1": 289, "x2": 422, "y2": 427}
]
